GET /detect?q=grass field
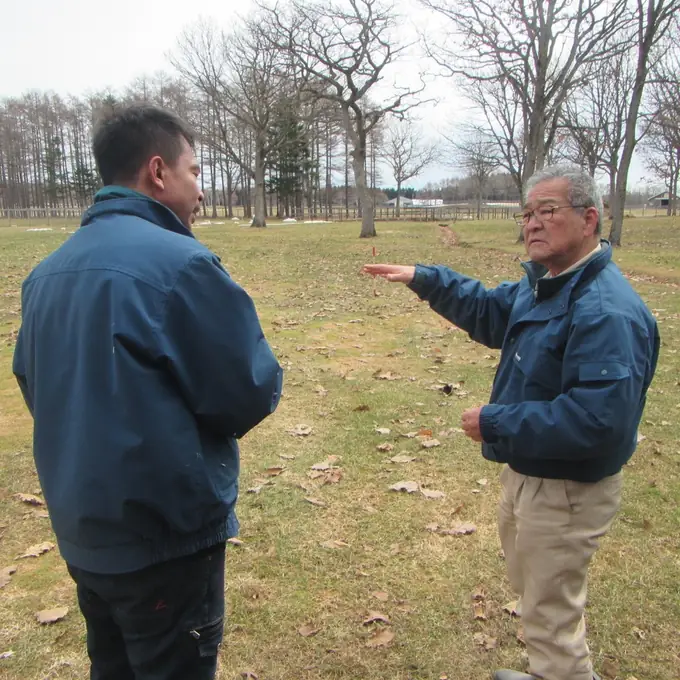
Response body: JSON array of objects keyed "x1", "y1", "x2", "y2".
[{"x1": 0, "y1": 217, "x2": 678, "y2": 680}]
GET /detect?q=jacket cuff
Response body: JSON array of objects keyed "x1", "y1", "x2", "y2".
[
  {"x1": 479, "y1": 404, "x2": 502, "y2": 443},
  {"x1": 407, "y1": 264, "x2": 437, "y2": 297}
]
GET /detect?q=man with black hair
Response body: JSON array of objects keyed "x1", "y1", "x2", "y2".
[{"x1": 13, "y1": 105, "x2": 283, "y2": 680}]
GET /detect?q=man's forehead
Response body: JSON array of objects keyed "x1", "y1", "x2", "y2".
[{"x1": 524, "y1": 178, "x2": 569, "y2": 207}]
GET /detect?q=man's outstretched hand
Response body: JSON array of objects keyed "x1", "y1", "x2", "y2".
[{"x1": 362, "y1": 264, "x2": 416, "y2": 284}]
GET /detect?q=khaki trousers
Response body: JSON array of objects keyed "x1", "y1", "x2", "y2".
[{"x1": 498, "y1": 466, "x2": 622, "y2": 680}]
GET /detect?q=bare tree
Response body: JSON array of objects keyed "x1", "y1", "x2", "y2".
[
  {"x1": 261, "y1": 0, "x2": 427, "y2": 237},
  {"x1": 609, "y1": 0, "x2": 680, "y2": 245},
  {"x1": 421, "y1": 0, "x2": 630, "y2": 201},
  {"x1": 446, "y1": 125, "x2": 500, "y2": 219},
  {"x1": 558, "y1": 52, "x2": 636, "y2": 210},
  {"x1": 641, "y1": 38, "x2": 680, "y2": 216},
  {"x1": 382, "y1": 119, "x2": 437, "y2": 216},
  {"x1": 174, "y1": 18, "x2": 294, "y2": 227}
]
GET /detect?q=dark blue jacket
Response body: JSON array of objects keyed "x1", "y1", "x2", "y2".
[
  {"x1": 13, "y1": 188, "x2": 283, "y2": 573},
  {"x1": 409, "y1": 242, "x2": 659, "y2": 482}
]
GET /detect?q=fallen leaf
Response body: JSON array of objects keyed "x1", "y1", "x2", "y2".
[
  {"x1": 372, "y1": 591, "x2": 389, "y2": 602},
  {"x1": 375, "y1": 427, "x2": 391, "y2": 435},
  {"x1": 389, "y1": 481, "x2": 419, "y2": 493},
  {"x1": 0, "y1": 651, "x2": 14, "y2": 660},
  {"x1": 289, "y1": 424, "x2": 313, "y2": 436},
  {"x1": 421, "y1": 439, "x2": 441, "y2": 449},
  {"x1": 14, "y1": 493, "x2": 45, "y2": 506},
  {"x1": 362, "y1": 611, "x2": 391, "y2": 625},
  {"x1": 354, "y1": 405, "x2": 370, "y2": 412},
  {"x1": 0, "y1": 566, "x2": 18, "y2": 589},
  {"x1": 36, "y1": 607, "x2": 69, "y2": 624},
  {"x1": 473, "y1": 602, "x2": 487, "y2": 620},
  {"x1": 390, "y1": 455, "x2": 416, "y2": 464},
  {"x1": 503, "y1": 600, "x2": 520, "y2": 617},
  {"x1": 418, "y1": 428, "x2": 433, "y2": 437},
  {"x1": 601, "y1": 658, "x2": 619, "y2": 678},
  {"x1": 32, "y1": 510, "x2": 50, "y2": 519},
  {"x1": 264, "y1": 466, "x2": 286, "y2": 477},
  {"x1": 441, "y1": 523, "x2": 477, "y2": 536},
  {"x1": 471, "y1": 586, "x2": 486, "y2": 602},
  {"x1": 632, "y1": 626, "x2": 646, "y2": 640},
  {"x1": 473, "y1": 632, "x2": 497, "y2": 651},
  {"x1": 425, "y1": 523, "x2": 440, "y2": 533},
  {"x1": 326, "y1": 455, "x2": 341, "y2": 463},
  {"x1": 401, "y1": 431, "x2": 418, "y2": 438},
  {"x1": 314, "y1": 385, "x2": 328, "y2": 397},
  {"x1": 304, "y1": 497, "x2": 327, "y2": 507},
  {"x1": 374, "y1": 371, "x2": 402, "y2": 381},
  {"x1": 18, "y1": 542, "x2": 55, "y2": 559},
  {"x1": 240, "y1": 672, "x2": 259, "y2": 680},
  {"x1": 421, "y1": 489, "x2": 446, "y2": 500},
  {"x1": 366, "y1": 628, "x2": 394, "y2": 647},
  {"x1": 311, "y1": 461, "x2": 332, "y2": 471},
  {"x1": 377, "y1": 442, "x2": 394, "y2": 452},
  {"x1": 476, "y1": 478, "x2": 489, "y2": 486},
  {"x1": 279, "y1": 454, "x2": 296, "y2": 460},
  {"x1": 516, "y1": 626, "x2": 526, "y2": 646},
  {"x1": 247, "y1": 485, "x2": 263, "y2": 494},
  {"x1": 298, "y1": 623, "x2": 320, "y2": 637},
  {"x1": 636, "y1": 432, "x2": 646, "y2": 444},
  {"x1": 320, "y1": 539, "x2": 349, "y2": 549},
  {"x1": 227, "y1": 538, "x2": 244, "y2": 546},
  {"x1": 322, "y1": 469, "x2": 343, "y2": 485}
]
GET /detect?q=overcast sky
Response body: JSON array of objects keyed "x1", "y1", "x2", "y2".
[{"x1": 2, "y1": 0, "x2": 650, "y2": 190}]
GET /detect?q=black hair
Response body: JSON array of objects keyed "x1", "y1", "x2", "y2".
[{"x1": 92, "y1": 105, "x2": 195, "y2": 186}]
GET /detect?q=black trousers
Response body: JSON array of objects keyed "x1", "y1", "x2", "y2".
[{"x1": 67, "y1": 542, "x2": 226, "y2": 680}]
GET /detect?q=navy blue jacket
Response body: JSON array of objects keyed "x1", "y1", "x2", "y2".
[
  {"x1": 13, "y1": 188, "x2": 283, "y2": 573},
  {"x1": 409, "y1": 242, "x2": 659, "y2": 483}
]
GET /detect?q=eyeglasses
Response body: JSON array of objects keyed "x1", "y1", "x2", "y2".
[{"x1": 514, "y1": 205, "x2": 586, "y2": 227}]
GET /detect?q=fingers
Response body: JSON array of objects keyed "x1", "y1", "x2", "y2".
[{"x1": 362, "y1": 264, "x2": 398, "y2": 276}]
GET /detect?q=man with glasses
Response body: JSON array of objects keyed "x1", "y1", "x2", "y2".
[{"x1": 363, "y1": 165, "x2": 659, "y2": 680}]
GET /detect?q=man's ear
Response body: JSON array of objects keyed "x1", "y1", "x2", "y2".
[
  {"x1": 147, "y1": 156, "x2": 165, "y2": 191},
  {"x1": 584, "y1": 207, "x2": 599, "y2": 237}
]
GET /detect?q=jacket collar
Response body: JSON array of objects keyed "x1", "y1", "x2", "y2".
[
  {"x1": 521, "y1": 240, "x2": 612, "y2": 302},
  {"x1": 80, "y1": 186, "x2": 195, "y2": 239}
]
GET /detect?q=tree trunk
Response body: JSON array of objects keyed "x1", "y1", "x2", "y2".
[
  {"x1": 344, "y1": 134, "x2": 350, "y2": 218},
  {"x1": 252, "y1": 143, "x2": 266, "y2": 228},
  {"x1": 352, "y1": 144, "x2": 375, "y2": 238},
  {"x1": 396, "y1": 179, "x2": 401, "y2": 218},
  {"x1": 608, "y1": 168, "x2": 617, "y2": 219}
]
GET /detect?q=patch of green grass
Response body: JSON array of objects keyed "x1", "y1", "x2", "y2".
[{"x1": 1, "y1": 217, "x2": 679, "y2": 679}]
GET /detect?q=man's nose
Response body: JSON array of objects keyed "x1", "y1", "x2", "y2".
[{"x1": 197, "y1": 191, "x2": 204, "y2": 204}]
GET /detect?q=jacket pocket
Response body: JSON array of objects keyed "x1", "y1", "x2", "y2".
[
  {"x1": 578, "y1": 361, "x2": 630, "y2": 383},
  {"x1": 512, "y1": 349, "x2": 562, "y2": 398}
]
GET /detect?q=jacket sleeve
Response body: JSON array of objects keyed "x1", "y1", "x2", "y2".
[
  {"x1": 12, "y1": 327, "x2": 34, "y2": 417},
  {"x1": 408, "y1": 264, "x2": 519, "y2": 349},
  {"x1": 479, "y1": 312, "x2": 658, "y2": 460},
  {"x1": 159, "y1": 252, "x2": 283, "y2": 439}
]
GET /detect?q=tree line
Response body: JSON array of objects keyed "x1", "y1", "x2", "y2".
[{"x1": 1, "y1": 0, "x2": 678, "y2": 243}]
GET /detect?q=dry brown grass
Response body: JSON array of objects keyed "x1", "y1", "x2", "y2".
[{"x1": 0, "y1": 218, "x2": 678, "y2": 680}]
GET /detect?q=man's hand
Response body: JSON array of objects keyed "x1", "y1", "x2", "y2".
[
  {"x1": 362, "y1": 264, "x2": 416, "y2": 284},
  {"x1": 461, "y1": 406, "x2": 485, "y2": 442}
]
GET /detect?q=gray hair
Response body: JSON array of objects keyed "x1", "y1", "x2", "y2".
[{"x1": 525, "y1": 164, "x2": 604, "y2": 234}]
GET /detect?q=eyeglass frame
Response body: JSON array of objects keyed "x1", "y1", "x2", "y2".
[{"x1": 513, "y1": 204, "x2": 587, "y2": 227}]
